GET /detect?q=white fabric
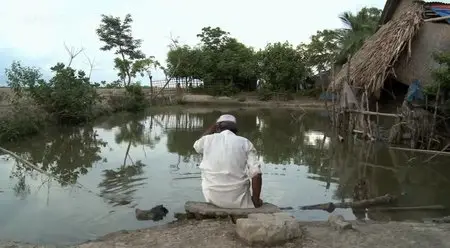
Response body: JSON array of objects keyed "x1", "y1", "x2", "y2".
[
  {"x1": 216, "y1": 114, "x2": 236, "y2": 123},
  {"x1": 193, "y1": 130, "x2": 262, "y2": 208}
]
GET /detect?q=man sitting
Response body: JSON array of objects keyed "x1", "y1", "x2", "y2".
[{"x1": 193, "y1": 114, "x2": 263, "y2": 208}]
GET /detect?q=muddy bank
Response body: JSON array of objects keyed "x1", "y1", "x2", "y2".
[
  {"x1": 181, "y1": 94, "x2": 325, "y2": 110},
  {"x1": 41, "y1": 220, "x2": 447, "y2": 248}
]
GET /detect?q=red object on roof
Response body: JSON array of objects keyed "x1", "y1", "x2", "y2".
[{"x1": 428, "y1": 4, "x2": 450, "y2": 9}]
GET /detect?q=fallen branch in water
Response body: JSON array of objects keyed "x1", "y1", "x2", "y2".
[
  {"x1": 0, "y1": 146, "x2": 131, "y2": 206},
  {"x1": 300, "y1": 194, "x2": 398, "y2": 212},
  {"x1": 0, "y1": 146, "x2": 49, "y2": 175},
  {"x1": 368, "y1": 205, "x2": 446, "y2": 212}
]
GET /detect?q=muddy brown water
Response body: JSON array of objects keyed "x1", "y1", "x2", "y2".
[{"x1": 1, "y1": 106, "x2": 450, "y2": 246}]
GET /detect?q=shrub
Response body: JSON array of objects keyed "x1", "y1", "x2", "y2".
[
  {"x1": 108, "y1": 84, "x2": 148, "y2": 112},
  {"x1": 0, "y1": 99, "x2": 48, "y2": 142},
  {"x1": 5, "y1": 61, "x2": 100, "y2": 124},
  {"x1": 257, "y1": 87, "x2": 273, "y2": 101}
]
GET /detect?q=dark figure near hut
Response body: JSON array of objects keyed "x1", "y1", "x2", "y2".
[
  {"x1": 135, "y1": 205, "x2": 169, "y2": 221},
  {"x1": 193, "y1": 114, "x2": 263, "y2": 209}
]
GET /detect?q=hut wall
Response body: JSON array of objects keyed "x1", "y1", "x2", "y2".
[{"x1": 394, "y1": 22, "x2": 450, "y2": 86}]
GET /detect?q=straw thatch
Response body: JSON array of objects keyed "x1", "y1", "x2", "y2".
[{"x1": 329, "y1": 2, "x2": 424, "y2": 97}]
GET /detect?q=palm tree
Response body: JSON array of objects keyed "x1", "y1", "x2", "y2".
[{"x1": 336, "y1": 7, "x2": 382, "y2": 65}]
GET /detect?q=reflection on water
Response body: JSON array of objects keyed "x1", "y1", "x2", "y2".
[
  {"x1": 1, "y1": 107, "x2": 450, "y2": 245},
  {"x1": 98, "y1": 160, "x2": 148, "y2": 206}
]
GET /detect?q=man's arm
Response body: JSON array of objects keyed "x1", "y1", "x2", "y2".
[
  {"x1": 251, "y1": 174, "x2": 262, "y2": 207},
  {"x1": 193, "y1": 136, "x2": 205, "y2": 153},
  {"x1": 246, "y1": 141, "x2": 263, "y2": 207},
  {"x1": 193, "y1": 123, "x2": 216, "y2": 153}
]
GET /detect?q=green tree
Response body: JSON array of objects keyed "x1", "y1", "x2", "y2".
[
  {"x1": 197, "y1": 26, "x2": 232, "y2": 51},
  {"x1": 165, "y1": 26, "x2": 257, "y2": 95},
  {"x1": 300, "y1": 29, "x2": 343, "y2": 72},
  {"x1": 426, "y1": 51, "x2": 450, "y2": 115},
  {"x1": 96, "y1": 14, "x2": 154, "y2": 87},
  {"x1": 430, "y1": 51, "x2": 450, "y2": 93},
  {"x1": 258, "y1": 42, "x2": 310, "y2": 92},
  {"x1": 300, "y1": 7, "x2": 381, "y2": 71}
]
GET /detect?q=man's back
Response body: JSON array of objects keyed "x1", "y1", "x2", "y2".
[{"x1": 194, "y1": 130, "x2": 261, "y2": 208}]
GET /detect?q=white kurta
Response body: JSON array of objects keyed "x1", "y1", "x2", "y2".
[{"x1": 193, "y1": 130, "x2": 262, "y2": 209}]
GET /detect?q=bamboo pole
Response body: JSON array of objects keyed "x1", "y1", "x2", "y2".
[
  {"x1": 424, "y1": 15, "x2": 450, "y2": 22},
  {"x1": 424, "y1": 143, "x2": 450, "y2": 162},
  {"x1": 347, "y1": 110, "x2": 401, "y2": 118},
  {"x1": 369, "y1": 205, "x2": 446, "y2": 212},
  {"x1": 300, "y1": 194, "x2": 397, "y2": 212},
  {"x1": 389, "y1": 146, "x2": 450, "y2": 156},
  {"x1": 360, "y1": 162, "x2": 398, "y2": 172},
  {"x1": 428, "y1": 81, "x2": 441, "y2": 150},
  {"x1": 376, "y1": 102, "x2": 380, "y2": 137}
]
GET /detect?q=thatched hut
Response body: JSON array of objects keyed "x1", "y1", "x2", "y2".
[{"x1": 329, "y1": 0, "x2": 450, "y2": 99}]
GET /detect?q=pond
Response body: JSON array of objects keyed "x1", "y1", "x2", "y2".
[{"x1": 1, "y1": 106, "x2": 450, "y2": 246}]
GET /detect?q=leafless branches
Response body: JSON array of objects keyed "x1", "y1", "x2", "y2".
[
  {"x1": 64, "y1": 42, "x2": 84, "y2": 67},
  {"x1": 83, "y1": 52, "x2": 96, "y2": 80}
]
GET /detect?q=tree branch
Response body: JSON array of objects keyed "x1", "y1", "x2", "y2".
[
  {"x1": 83, "y1": 51, "x2": 96, "y2": 81},
  {"x1": 153, "y1": 33, "x2": 183, "y2": 98},
  {"x1": 64, "y1": 42, "x2": 84, "y2": 67}
]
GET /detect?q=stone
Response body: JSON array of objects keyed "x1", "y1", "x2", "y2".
[
  {"x1": 328, "y1": 214, "x2": 353, "y2": 230},
  {"x1": 184, "y1": 201, "x2": 280, "y2": 219},
  {"x1": 235, "y1": 213, "x2": 303, "y2": 245}
]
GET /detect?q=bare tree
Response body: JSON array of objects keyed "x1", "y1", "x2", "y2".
[
  {"x1": 83, "y1": 51, "x2": 96, "y2": 80},
  {"x1": 64, "y1": 42, "x2": 84, "y2": 67},
  {"x1": 153, "y1": 33, "x2": 188, "y2": 98}
]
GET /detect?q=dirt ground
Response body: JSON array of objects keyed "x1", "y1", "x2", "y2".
[
  {"x1": 2, "y1": 219, "x2": 450, "y2": 248},
  {"x1": 72, "y1": 219, "x2": 450, "y2": 248}
]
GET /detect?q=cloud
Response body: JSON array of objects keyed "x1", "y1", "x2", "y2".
[{"x1": 0, "y1": 0, "x2": 386, "y2": 85}]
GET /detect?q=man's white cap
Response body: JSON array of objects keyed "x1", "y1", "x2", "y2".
[{"x1": 216, "y1": 114, "x2": 236, "y2": 123}]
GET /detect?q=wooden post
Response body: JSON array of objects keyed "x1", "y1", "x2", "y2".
[
  {"x1": 331, "y1": 66, "x2": 336, "y2": 127},
  {"x1": 428, "y1": 81, "x2": 441, "y2": 150},
  {"x1": 376, "y1": 101, "x2": 380, "y2": 138}
]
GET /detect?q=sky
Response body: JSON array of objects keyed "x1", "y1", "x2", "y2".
[{"x1": 0, "y1": 0, "x2": 386, "y2": 85}]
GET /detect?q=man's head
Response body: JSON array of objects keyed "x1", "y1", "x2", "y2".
[{"x1": 216, "y1": 114, "x2": 238, "y2": 134}]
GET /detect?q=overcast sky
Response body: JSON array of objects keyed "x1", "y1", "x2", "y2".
[{"x1": 0, "y1": 0, "x2": 387, "y2": 85}]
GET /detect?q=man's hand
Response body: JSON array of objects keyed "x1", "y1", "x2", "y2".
[{"x1": 252, "y1": 196, "x2": 263, "y2": 208}]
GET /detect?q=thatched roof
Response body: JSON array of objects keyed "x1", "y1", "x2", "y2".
[{"x1": 329, "y1": 2, "x2": 424, "y2": 97}]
